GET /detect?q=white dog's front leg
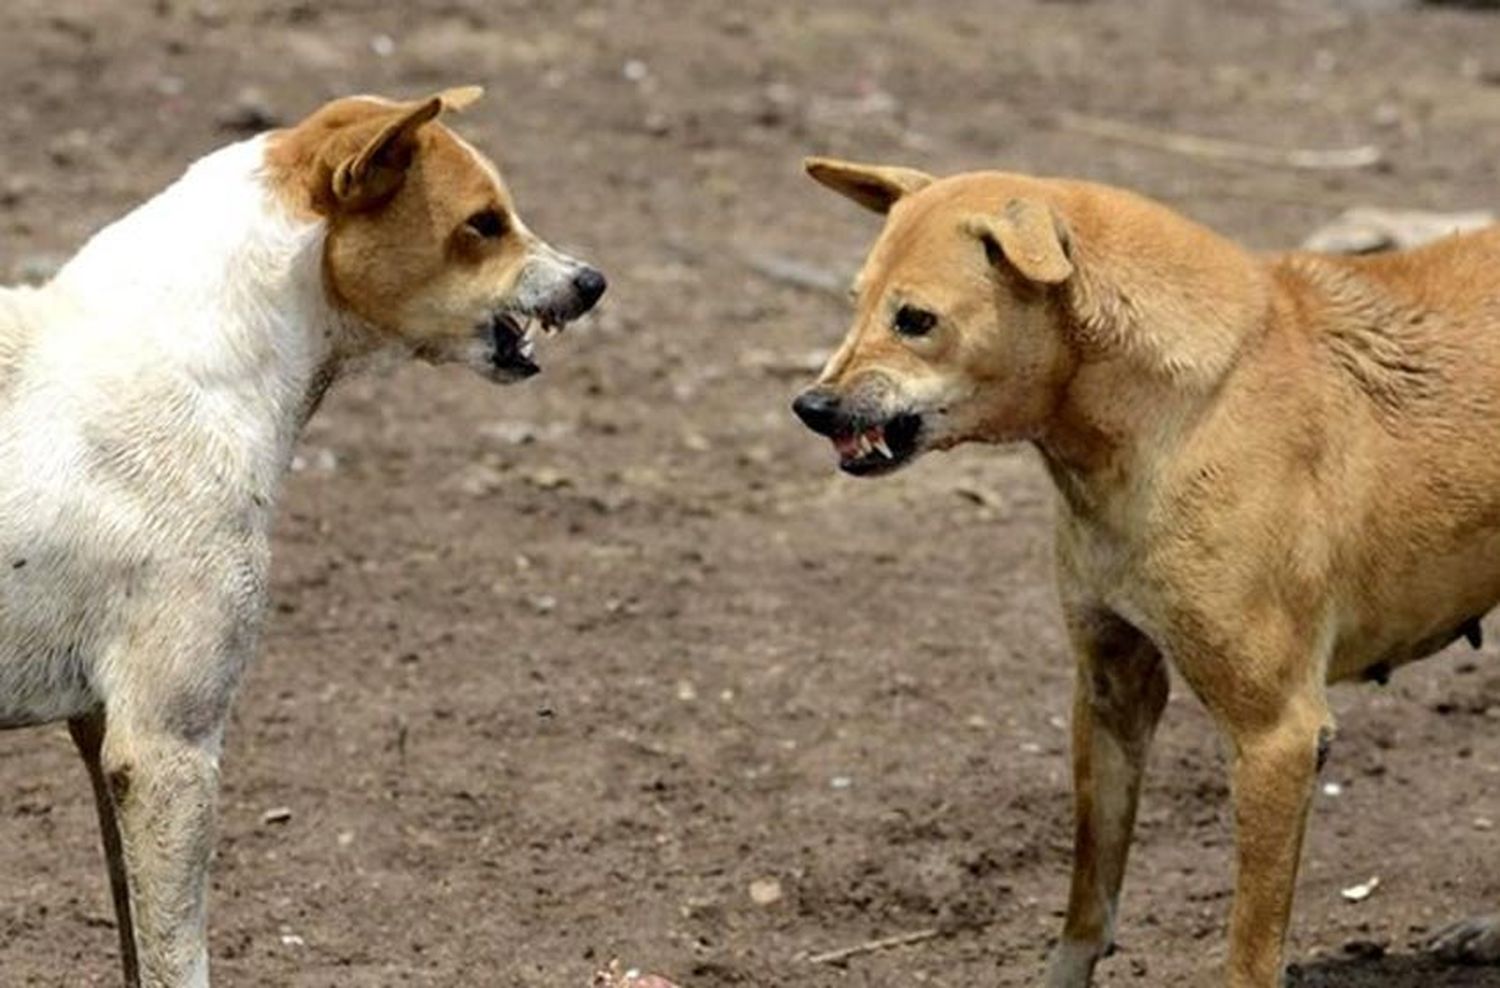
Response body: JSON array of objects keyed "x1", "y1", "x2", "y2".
[
  {"x1": 1046, "y1": 937, "x2": 1108, "y2": 988},
  {"x1": 103, "y1": 720, "x2": 222, "y2": 988}
]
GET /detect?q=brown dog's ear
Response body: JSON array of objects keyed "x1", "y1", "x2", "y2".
[
  {"x1": 331, "y1": 96, "x2": 444, "y2": 210},
  {"x1": 435, "y1": 85, "x2": 484, "y2": 112},
  {"x1": 966, "y1": 198, "x2": 1073, "y2": 285},
  {"x1": 804, "y1": 157, "x2": 935, "y2": 214}
]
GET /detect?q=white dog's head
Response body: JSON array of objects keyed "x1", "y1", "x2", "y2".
[{"x1": 267, "y1": 87, "x2": 605, "y2": 382}]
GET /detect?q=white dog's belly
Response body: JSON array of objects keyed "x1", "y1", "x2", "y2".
[
  {"x1": 0, "y1": 642, "x2": 96, "y2": 728},
  {"x1": 0, "y1": 520, "x2": 144, "y2": 728}
]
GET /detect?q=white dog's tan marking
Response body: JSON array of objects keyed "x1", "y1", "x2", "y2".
[
  {"x1": 793, "y1": 158, "x2": 1499, "y2": 987},
  {"x1": 0, "y1": 88, "x2": 603, "y2": 988}
]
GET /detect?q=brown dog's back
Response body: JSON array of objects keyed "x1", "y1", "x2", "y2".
[{"x1": 1208, "y1": 229, "x2": 1500, "y2": 682}]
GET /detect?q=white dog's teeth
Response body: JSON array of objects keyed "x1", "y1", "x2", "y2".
[{"x1": 872, "y1": 437, "x2": 893, "y2": 459}]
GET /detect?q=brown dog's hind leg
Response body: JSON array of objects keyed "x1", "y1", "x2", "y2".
[
  {"x1": 1046, "y1": 613, "x2": 1170, "y2": 988},
  {"x1": 1427, "y1": 913, "x2": 1500, "y2": 965},
  {"x1": 69, "y1": 710, "x2": 142, "y2": 988}
]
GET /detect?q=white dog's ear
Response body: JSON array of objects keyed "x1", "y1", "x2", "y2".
[
  {"x1": 331, "y1": 95, "x2": 444, "y2": 209},
  {"x1": 966, "y1": 198, "x2": 1074, "y2": 285},
  {"x1": 804, "y1": 157, "x2": 934, "y2": 214}
]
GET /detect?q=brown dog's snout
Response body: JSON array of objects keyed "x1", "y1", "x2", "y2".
[{"x1": 792, "y1": 388, "x2": 845, "y2": 436}]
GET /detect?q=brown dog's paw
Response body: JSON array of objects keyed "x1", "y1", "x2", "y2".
[{"x1": 1426, "y1": 914, "x2": 1500, "y2": 965}]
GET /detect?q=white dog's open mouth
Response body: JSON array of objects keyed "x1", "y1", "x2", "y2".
[{"x1": 487, "y1": 311, "x2": 566, "y2": 379}]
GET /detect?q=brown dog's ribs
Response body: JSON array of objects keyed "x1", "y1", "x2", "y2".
[
  {"x1": 1303, "y1": 261, "x2": 1448, "y2": 422},
  {"x1": 1363, "y1": 616, "x2": 1483, "y2": 687}
]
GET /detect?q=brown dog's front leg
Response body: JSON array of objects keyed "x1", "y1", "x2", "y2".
[
  {"x1": 1047, "y1": 613, "x2": 1169, "y2": 988},
  {"x1": 1223, "y1": 700, "x2": 1326, "y2": 988}
]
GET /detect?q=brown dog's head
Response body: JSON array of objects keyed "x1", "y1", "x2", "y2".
[
  {"x1": 792, "y1": 158, "x2": 1080, "y2": 476},
  {"x1": 267, "y1": 87, "x2": 605, "y2": 383}
]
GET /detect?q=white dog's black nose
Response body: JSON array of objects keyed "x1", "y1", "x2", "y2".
[{"x1": 573, "y1": 267, "x2": 607, "y2": 310}]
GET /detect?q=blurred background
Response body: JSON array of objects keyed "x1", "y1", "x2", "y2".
[{"x1": 0, "y1": 1, "x2": 1498, "y2": 985}]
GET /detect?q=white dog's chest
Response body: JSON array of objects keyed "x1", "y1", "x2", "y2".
[
  {"x1": 0, "y1": 412, "x2": 263, "y2": 728},
  {"x1": 0, "y1": 181, "x2": 312, "y2": 729}
]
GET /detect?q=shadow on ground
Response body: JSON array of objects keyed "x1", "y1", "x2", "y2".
[{"x1": 1291, "y1": 952, "x2": 1499, "y2": 988}]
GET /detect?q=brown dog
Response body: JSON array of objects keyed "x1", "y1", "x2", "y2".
[{"x1": 792, "y1": 157, "x2": 1499, "y2": 987}]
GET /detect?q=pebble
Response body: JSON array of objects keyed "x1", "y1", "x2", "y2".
[
  {"x1": 642, "y1": 111, "x2": 672, "y2": 136},
  {"x1": 260, "y1": 806, "x2": 293, "y2": 826},
  {"x1": 0, "y1": 176, "x2": 33, "y2": 208},
  {"x1": 451, "y1": 463, "x2": 507, "y2": 498},
  {"x1": 522, "y1": 466, "x2": 571, "y2": 490},
  {"x1": 748, "y1": 877, "x2": 783, "y2": 906},
  {"x1": 290, "y1": 447, "x2": 338, "y2": 473},
  {"x1": 480, "y1": 420, "x2": 572, "y2": 446},
  {"x1": 218, "y1": 86, "x2": 281, "y2": 134},
  {"x1": 14, "y1": 252, "x2": 67, "y2": 285},
  {"x1": 1303, "y1": 207, "x2": 1494, "y2": 255}
]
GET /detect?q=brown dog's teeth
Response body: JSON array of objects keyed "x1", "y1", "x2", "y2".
[{"x1": 872, "y1": 437, "x2": 893, "y2": 459}]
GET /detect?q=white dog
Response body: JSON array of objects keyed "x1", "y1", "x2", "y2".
[{"x1": 0, "y1": 86, "x2": 604, "y2": 987}]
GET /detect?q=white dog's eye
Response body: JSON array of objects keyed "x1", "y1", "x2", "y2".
[
  {"x1": 466, "y1": 209, "x2": 508, "y2": 239},
  {"x1": 893, "y1": 305, "x2": 937, "y2": 338}
]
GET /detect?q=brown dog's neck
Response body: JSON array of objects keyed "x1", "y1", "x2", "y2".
[
  {"x1": 1030, "y1": 195, "x2": 1274, "y2": 519},
  {"x1": 1034, "y1": 358, "x2": 1209, "y2": 520},
  {"x1": 1036, "y1": 299, "x2": 1268, "y2": 521}
]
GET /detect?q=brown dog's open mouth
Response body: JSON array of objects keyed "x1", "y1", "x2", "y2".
[{"x1": 831, "y1": 412, "x2": 922, "y2": 476}]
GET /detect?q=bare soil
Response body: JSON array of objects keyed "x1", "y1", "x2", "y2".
[{"x1": 0, "y1": 1, "x2": 1498, "y2": 985}]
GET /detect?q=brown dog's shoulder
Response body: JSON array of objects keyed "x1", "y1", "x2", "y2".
[{"x1": 1044, "y1": 179, "x2": 1271, "y2": 388}]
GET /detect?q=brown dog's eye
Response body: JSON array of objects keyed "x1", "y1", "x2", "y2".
[
  {"x1": 893, "y1": 305, "x2": 937, "y2": 338},
  {"x1": 466, "y1": 209, "x2": 507, "y2": 239}
]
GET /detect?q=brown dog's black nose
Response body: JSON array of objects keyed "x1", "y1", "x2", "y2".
[
  {"x1": 573, "y1": 267, "x2": 607, "y2": 310},
  {"x1": 792, "y1": 388, "x2": 843, "y2": 436}
]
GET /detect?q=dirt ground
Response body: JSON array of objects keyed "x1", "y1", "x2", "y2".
[{"x1": 1, "y1": 0, "x2": 1498, "y2": 985}]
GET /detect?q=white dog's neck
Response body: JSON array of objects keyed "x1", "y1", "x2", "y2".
[{"x1": 42, "y1": 135, "x2": 361, "y2": 498}]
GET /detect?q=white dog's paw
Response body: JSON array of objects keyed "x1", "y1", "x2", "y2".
[
  {"x1": 1044, "y1": 939, "x2": 1104, "y2": 987},
  {"x1": 1426, "y1": 913, "x2": 1500, "y2": 965}
]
